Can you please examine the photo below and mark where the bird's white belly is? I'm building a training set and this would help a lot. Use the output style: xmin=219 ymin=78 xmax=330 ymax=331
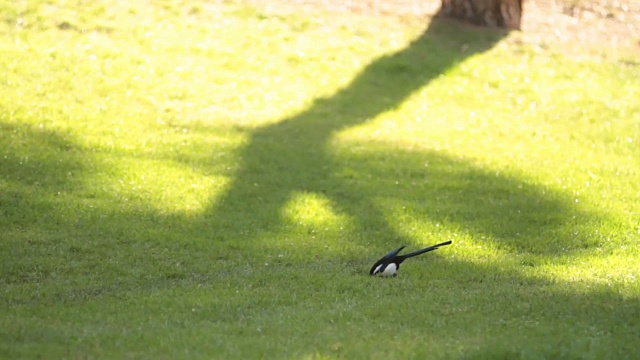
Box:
xmin=378 ymin=263 xmax=397 ymax=277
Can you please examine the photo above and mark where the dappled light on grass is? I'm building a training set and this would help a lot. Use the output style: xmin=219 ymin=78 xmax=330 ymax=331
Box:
xmin=104 ymin=157 xmax=229 ymax=215
xmin=536 ymin=250 xmax=640 ymax=297
xmin=326 ymin=140 xmax=609 ymax=257
xmin=281 ymin=191 xmax=348 ymax=234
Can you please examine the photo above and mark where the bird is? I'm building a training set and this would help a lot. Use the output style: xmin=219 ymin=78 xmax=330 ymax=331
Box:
xmin=370 ymin=240 xmax=452 ymax=276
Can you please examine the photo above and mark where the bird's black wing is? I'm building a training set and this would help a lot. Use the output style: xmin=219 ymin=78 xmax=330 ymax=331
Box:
xmin=370 ymin=246 xmax=405 ymax=275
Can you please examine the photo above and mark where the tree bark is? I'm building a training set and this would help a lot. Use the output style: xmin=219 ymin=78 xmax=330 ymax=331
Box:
xmin=440 ymin=0 xmax=523 ymax=30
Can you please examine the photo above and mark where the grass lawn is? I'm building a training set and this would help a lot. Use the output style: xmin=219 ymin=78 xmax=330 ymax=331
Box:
xmin=1 ymin=0 xmax=639 ymax=358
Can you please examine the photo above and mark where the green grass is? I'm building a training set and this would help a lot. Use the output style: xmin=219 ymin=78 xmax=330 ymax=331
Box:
xmin=1 ymin=0 xmax=639 ymax=358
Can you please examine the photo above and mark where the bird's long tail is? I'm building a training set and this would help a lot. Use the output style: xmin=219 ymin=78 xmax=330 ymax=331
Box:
xmin=399 ymin=240 xmax=452 ymax=259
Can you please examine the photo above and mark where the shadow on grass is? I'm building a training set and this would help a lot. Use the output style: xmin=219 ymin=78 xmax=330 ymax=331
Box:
xmin=1 ymin=14 xmax=636 ymax=358
xmin=0 ymin=18 xmax=600 ymax=284
xmin=0 ymin=122 xmax=86 ymax=229
xmin=199 ymin=17 xmax=593 ymax=255
xmin=201 ymin=18 xmax=504 ymax=242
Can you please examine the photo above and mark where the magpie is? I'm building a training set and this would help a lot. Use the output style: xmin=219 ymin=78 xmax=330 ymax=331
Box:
xmin=370 ymin=240 xmax=452 ymax=277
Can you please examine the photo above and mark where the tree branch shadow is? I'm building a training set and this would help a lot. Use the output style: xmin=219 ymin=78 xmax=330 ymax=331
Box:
xmin=201 ymin=18 xmax=512 ymax=248
xmin=200 ymin=17 xmax=599 ymax=257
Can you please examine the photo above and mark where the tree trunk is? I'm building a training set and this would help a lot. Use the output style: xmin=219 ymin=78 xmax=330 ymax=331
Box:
xmin=440 ymin=0 xmax=523 ymax=30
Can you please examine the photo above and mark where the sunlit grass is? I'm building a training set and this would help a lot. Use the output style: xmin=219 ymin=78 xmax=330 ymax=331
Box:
xmin=1 ymin=0 xmax=639 ymax=358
